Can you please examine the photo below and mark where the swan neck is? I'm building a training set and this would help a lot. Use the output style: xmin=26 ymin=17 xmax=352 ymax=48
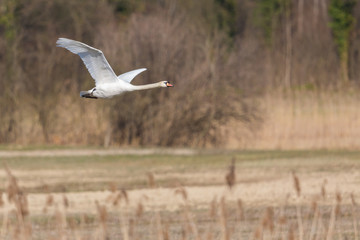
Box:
xmin=131 ymin=82 xmax=162 ymax=91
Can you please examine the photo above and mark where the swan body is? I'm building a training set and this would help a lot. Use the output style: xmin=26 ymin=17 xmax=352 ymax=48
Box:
xmin=56 ymin=38 xmax=173 ymax=99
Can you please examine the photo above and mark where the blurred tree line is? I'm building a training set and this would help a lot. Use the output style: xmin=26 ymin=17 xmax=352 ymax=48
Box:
xmin=0 ymin=0 xmax=359 ymax=147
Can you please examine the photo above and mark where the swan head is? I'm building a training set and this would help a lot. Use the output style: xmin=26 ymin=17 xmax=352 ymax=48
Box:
xmin=161 ymin=81 xmax=173 ymax=88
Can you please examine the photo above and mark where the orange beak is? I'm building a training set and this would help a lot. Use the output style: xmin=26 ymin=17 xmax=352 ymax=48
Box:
xmin=166 ymin=82 xmax=174 ymax=87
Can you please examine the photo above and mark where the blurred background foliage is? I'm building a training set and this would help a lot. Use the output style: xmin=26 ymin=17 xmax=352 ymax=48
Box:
xmin=0 ymin=0 xmax=359 ymax=148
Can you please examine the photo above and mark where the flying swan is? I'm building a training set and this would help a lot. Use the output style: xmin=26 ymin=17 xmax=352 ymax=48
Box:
xmin=56 ymin=38 xmax=173 ymax=99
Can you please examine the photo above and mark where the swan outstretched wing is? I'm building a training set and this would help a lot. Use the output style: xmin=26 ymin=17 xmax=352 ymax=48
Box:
xmin=56 ymin=38 xmax=118 ymax=85
xmin=117 ymin=68 xmax=147 ymax=83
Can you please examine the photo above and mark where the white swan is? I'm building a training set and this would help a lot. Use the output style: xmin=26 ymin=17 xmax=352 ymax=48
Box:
xmin=56 ymin=38 xmax=173 ymax=99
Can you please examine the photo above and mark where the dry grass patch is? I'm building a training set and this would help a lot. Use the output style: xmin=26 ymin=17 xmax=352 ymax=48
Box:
xmin=0 ymin=152 xmax=359 ymax=239
xmin=250 ymin=92 xmax=360 ymax=150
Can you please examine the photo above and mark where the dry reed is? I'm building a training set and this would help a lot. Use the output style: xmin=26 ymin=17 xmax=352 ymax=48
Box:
xmin=219 ymin=197 xmax=230 ymax=240
xmin=0 ymin=163 xmax=358 ymax=239
xmin=292 ymin=171 xmax=303 ymax=240
xmin=225 ymin=158 xmax=236 ymax=190
xmin=351 ymin=193 xmax=359 ymax=240
xmin=250 ymin=92 xmax=360 ymax=150
xmin=147 ymin=172 xmax=156 ymax=188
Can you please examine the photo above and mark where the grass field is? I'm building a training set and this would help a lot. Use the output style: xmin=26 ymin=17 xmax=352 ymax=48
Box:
xmin=0 ymin=149 xmax=360 ymax=239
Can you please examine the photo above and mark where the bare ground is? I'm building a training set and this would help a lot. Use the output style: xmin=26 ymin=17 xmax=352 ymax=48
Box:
xmin=0 ymin=148 xmax=196 ymax=158
xmin=0 ymin=149 xmax=360 ymax=239
xmin=0 ymin=149 xmax=359 ymax=215
xmin=5 ymin=170 xmax=358 ymax=215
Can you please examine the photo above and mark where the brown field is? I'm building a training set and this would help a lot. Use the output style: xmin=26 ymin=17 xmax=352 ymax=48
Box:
xmin=0 ymin=149 xmax=360 ymax=239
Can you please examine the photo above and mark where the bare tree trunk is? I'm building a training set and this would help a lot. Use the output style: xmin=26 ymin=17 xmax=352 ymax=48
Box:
xmin=314 ymin=0 xmax=319 ymax=25
xmin=320 ymin=0 xmax=328 ymax=21
xmin=285 ymin=3 xmax=292 ymax=90
xmin=39 ymin=109 xmax=50 ymax=143
xmin=298 ymin=0 xmax=304 ymax=35
xmin=341 ymin=50 xmax=350 ymax=83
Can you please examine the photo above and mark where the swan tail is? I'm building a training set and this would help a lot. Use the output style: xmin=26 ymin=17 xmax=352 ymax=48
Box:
xmin=80 ymin=90 xmax=97 ymax=99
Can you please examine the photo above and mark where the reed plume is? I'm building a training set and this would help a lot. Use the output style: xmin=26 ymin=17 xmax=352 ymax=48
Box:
xmin=147 ymin=172 xmax=156 ymax=188
xmin=291 ymin=171 xmax=301 ymax=197
xmin=225 ymin=158 xmax=236 ymax=189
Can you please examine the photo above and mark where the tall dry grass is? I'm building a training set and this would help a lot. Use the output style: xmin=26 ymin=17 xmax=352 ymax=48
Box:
xmin=226 ymin=90 xmax=360 ymax=149
xmin=6 ymin=88 xmax=360 ymax=150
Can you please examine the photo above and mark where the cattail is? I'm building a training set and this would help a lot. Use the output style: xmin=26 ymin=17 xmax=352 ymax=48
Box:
xmin=129 ymin=218 xmax=134 ymax=238
xmin=219 ymin=197 xmax=230 ymax=240
xmin=321 ymin=179 xmax=327 ymax=199
xmin=350 ymin=192 xmax=359 ymax=240
xmin=175 ymin=187 xmax=188 ymax=201
xmin=156 ymin=212 xmax=163 ymax=240
xmin=0 ymin=191 xmax=4 ymax=207
xmin=19 ymin=193 xmax=29 ymax=218
xmin=63 ymin=194 xmax=69 ymax=208
xmin=206 ymin=231 xmax=214 ymax=240
xmin=335 ymin=191 xmax=342 ymax=217
xmin=278 ymin=215 xmax=287 ymax=225
xmin=288 ymin=224 xmax=295 ymax=240
xmin=112 ymin=192 xmax=122 ymax=206
xmin=121 ymin=189 xmax=129 ymax=204
xmin=136 ymin=202 xmax=144 ymax=218
xmin=141 ymin=194 xmax=149 ymax=201
xmin=237 ymin=199 xmax=244 ymax=221
xmin=181 ymin=227 xmax=186 ymax=240
xmin=46 ymin=194 xmax=54 ymax=207
xmin=68 ymin=218 xmax=78 ymax=231
xmin=96 ymin=200 xmax=108 ymax=240
xmin=351 ymin=193 xmax=357 ymax=206
xmin=225 ymin=158 xmax=236 ymax=189
xmin=336 ymin=191 xmax=342 ymax=203
xmin=291 ymin=171 xmax=301 ymax=197
xmin=262 ymin=207 xmax=274 ymax=233
xmin=43 ymin=194 xmax=53 ymax=214
xmin=163 ymin=223 xmax=170 ymax=240
xmin=147 ymin=172 xmax=156 ymax=188
xmin=41 ymin=183 xmax=49 ymax=193
xmin=253 ymin=226 xmax=262 ymax=240
xmin=220 ymin=197 xmax=228 ymax=220
xmin=5 ymin=165 xmax=20 ymax=203
xmin=23 ymin=222 xmax=32 ymax=238
xmin=3 ymin=164 xmax=30 ymax=239
xmin=95 ymin=200 xmax=108 ymax=223
xmin=311 ymin=198 xmax=318 ymax=213
xmin=209 ymin=197 xmax=217 ymax=218
xmin=109 ymin=182 xmax=117 ymax=193
xmin=82 ymin=213 xmax=93 ymax=224
xmin=55 ymin=207 xmax=66 ymax=230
